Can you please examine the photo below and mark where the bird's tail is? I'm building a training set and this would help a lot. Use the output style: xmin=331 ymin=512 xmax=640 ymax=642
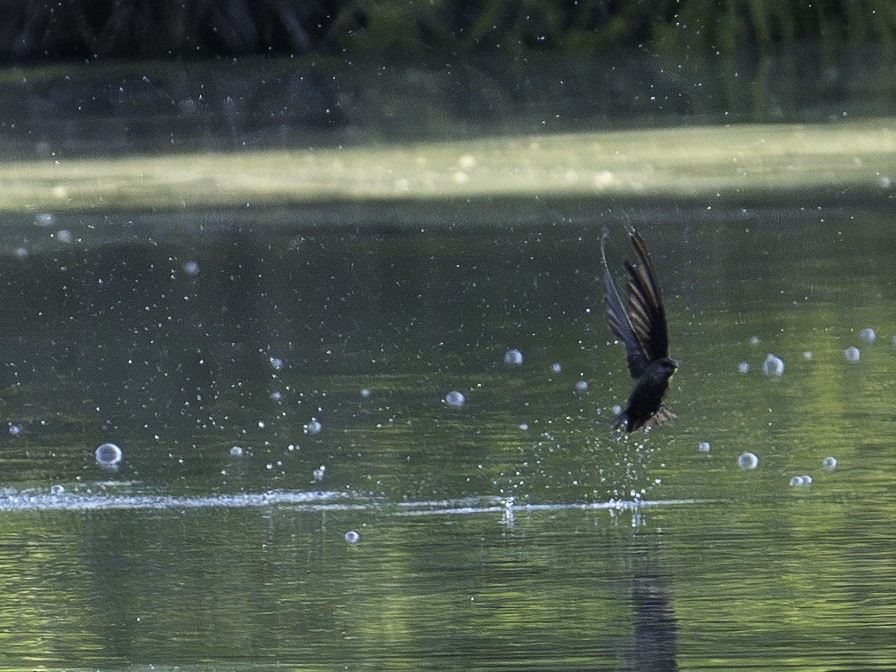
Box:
xmin=611 ymin=406 xmax=676 ymax=433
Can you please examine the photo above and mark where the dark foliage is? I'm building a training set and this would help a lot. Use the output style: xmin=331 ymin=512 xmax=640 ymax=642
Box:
xmin=2 ymin=1 xmax=896 ymax=63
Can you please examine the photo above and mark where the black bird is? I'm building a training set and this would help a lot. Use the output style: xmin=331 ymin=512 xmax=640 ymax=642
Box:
xmin=600 ymin=227 xmax=678 ymax=432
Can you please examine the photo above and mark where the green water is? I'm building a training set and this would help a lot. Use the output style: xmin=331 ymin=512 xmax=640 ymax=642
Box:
xmin=0 ymin=201 xmax=894 ymax=670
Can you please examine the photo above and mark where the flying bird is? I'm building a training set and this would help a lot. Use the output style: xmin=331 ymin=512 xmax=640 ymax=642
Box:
xmin=600 ymin=227 xmax=678 ymax=432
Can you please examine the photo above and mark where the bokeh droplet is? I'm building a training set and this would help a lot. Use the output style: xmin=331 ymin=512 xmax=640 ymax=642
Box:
xmin=738 ymin=452 xmax=759 ymax=469
xmin=762 ymin=354 xmax=784 ymax=377
xmin=444 ymin=390 xmax=466 ymax=407
xmin=95 ymin=442 xmax=123 ymax=468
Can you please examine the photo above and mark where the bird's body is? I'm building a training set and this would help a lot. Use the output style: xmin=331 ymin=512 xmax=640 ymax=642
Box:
xmin=600 ymin=227 xmax=678 ymax=432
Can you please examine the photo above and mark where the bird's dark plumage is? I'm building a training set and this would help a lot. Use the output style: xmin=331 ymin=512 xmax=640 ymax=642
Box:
xmin=600 ymin=227 xmax=678 ymax=432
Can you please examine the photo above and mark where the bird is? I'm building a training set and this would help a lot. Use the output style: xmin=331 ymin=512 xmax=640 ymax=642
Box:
xmin=600 ymin=226 xmax=678 ymax=432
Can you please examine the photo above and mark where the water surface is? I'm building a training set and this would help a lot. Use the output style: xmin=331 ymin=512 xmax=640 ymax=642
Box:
xmin=0 ymin=201 xmax=894 ymax=670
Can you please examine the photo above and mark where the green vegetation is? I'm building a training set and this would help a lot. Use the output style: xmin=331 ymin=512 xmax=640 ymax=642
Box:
xmin=4 ymin=1 xmax=896 ymax=62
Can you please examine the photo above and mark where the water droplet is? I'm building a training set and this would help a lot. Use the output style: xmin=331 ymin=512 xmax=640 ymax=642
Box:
xmin=56 ymin=229 xmax=73 ymax=244
xmin=698 ymin=441 xmax=711 ymax=452
xmin=34 ymin=212 xmax=56 ymax=227
xmin=182 ymin=260 xmax=200 ymax=276
xmin=738 ymin=361 xmax=750 ymax=374
xmin=269 ymin=357 xmax=284 ymax=371
xmin=551 ymin=362 xmax=562 ymax=373
xmin=575 ymin=380 xmax=589 ymax=391
xmin=822 ymin=456 xmax=837 ymax=470
xmin=95 ymin=442 xmax=123 ymax=468
xmin=305 ymin=418 xmax=322 ymax=434
xmin=230 ymin=446 xmax=244 ymax=457
xmin=503 ymin=348 xmax=523 ymax=366
xmin=844 ymin=346 xmax=860 ymax=362
xmin=762 ymin=354 xmax=784 ymax=377
xmin=345 ymin=530 xmax=361 ymax=545
xmin=360 ymin=388 xmax=371 ymax=398
xmin=803 ymin=351 xmax=813 ymax=360
xmin=738 ymin=452 xmax=759 ymax=469
xmin=789 ymin=474 xmax=812 ymax=487
xmin=313 ymin=465 xmax=326 ymax=481
xmin=8 ymin=423 xmax=22 ymax=436
xmin=750 ymin=336 xmax=760 ymax=345
xmin=444 ymin=390 xmax=465 ymax=407
xmin=859 ymin=328 xmax=876 ymax=343
xmin=50 ymin=484 xmax=65 ymax=495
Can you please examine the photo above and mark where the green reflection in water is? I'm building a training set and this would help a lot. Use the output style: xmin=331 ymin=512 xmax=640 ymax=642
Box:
xmin=0 ymin=201 xmax=895 ymax=670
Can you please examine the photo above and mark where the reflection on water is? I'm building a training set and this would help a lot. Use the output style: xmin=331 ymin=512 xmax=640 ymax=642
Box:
xmin=0 ymin=202 xmax=895 ymax=669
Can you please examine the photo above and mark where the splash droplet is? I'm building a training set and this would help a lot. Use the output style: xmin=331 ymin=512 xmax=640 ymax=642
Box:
xmin=95 ymin=442 xmax=123 ymax=469
xmin=762 ymin=354 xmax=784 ymax=377
xmin=738 ymin=452 xmax=759 ymax=469
xmin=444 ymin=390 xmax=466 ymax=407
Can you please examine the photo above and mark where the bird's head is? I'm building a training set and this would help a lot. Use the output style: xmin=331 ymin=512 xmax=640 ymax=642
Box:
xmin=659 ymin=356 xmax=679 ymax=376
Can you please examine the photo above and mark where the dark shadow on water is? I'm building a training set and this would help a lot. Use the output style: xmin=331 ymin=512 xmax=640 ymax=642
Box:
xmin=617 ymin=535 xmax=678 ymax=672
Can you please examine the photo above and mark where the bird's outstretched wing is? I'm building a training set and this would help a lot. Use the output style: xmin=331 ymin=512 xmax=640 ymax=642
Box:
xmin=624 ymin=227 xmax=670 ymax=363
xmin=600 ymin=227 xmax=650 ymax=378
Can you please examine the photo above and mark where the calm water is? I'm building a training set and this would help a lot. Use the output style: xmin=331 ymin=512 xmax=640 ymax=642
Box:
xmin=0 ymin=200 xmax=895 ymax=670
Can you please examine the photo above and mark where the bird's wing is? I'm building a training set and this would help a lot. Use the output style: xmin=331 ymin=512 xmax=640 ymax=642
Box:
xmin=624 ymin=228 xmax=670 ymax=362
xmin=601 ymin=228 xmax=650 ymax=378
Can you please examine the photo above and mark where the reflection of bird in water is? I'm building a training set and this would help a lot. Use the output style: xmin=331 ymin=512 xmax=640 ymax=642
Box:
xmin=600 ymin=227 xmax=678 ymax=432
xmin=618 ymin=539 xmax=679 ymax=672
